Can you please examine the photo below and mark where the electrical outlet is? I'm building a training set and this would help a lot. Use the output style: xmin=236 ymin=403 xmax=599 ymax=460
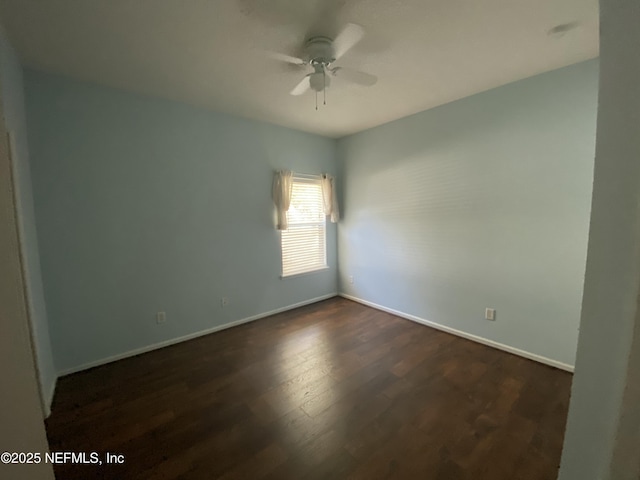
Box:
xmin=485 ymin=308 xmax=496 ymax=321
xmin=156 ymin=311 xmax=166 ymax=324
xmin=349 ymin=275 xmax=354 ymax=284
xmin=221 ymin=297 xmax=229 ymax=307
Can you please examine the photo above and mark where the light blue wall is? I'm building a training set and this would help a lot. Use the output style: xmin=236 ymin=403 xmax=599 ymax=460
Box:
xmin=25 ymin=70 xmax=338 ymax=373
xmin=0 ymin=33 xmax=56 ymax=406
xmin=337 ymin=60 xmax=598 ymax=367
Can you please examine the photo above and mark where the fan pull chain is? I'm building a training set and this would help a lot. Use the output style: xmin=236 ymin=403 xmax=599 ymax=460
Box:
xmin=315 ymin=91 xmax=318 ymax=110
xmin=323 ymin=69 xmax=327 ymax=105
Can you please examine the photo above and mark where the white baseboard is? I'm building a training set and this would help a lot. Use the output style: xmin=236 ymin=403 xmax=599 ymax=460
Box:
xmin=44 ymin=376 xmax=57 ymax=418
xmin=59 ymin=293 xmax=338 ymax=377
xmin=339 ymin=293 xmax=574 ymax=373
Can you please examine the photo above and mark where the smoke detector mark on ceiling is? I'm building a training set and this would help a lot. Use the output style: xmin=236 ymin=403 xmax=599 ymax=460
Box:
xmin=548 ymin=22 xmax=580 ymax=38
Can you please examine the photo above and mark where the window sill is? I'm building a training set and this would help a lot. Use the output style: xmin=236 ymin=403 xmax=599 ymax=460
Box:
xmin=281 ymin=265 xmax=330 ymax=279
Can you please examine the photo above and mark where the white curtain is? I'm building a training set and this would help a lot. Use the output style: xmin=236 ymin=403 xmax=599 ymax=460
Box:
xmin=272 ymin=170 xmax=294 ymax=230
xmin=321 ymin=174 xmax=340 ymax=223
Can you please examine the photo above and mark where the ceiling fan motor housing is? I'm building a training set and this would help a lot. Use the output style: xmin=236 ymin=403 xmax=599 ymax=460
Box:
xmin=305 ymin=36 xmax=335 ymax=66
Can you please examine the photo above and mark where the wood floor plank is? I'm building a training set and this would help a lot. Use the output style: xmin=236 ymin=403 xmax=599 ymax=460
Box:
xmin=46 ymin=297 xmax=572 ymax=479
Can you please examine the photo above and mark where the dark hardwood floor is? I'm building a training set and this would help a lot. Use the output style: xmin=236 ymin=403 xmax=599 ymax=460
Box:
xmin=46 ymin=297 xmax=572 ymax=479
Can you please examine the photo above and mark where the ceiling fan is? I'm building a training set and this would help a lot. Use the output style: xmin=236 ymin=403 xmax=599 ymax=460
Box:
xmin=271 ymin=23 xmax=377 ymax=107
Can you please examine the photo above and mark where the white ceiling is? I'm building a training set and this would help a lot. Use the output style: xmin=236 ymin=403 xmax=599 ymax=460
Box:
xmin=0 ymin=0 xmax=598 ymax=138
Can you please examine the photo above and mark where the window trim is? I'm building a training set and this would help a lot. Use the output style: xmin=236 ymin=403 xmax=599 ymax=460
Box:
xmin=279 ymin=265 xmax=330 ymax=280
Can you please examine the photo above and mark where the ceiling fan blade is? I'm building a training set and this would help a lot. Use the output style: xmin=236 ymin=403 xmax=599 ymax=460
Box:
xmin=269 ymin=51 xmax=306 ymax=66
xmin=331 ymin=67 xmax=377 ymax=86
xmin=333 ymin=23 xmax=364 ymax=60
xmin=290 ymin=76 xmax=311 ymax=95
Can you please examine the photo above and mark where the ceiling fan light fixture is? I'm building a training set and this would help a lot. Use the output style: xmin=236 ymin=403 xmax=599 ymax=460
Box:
xmin=309 ymin=71 xmax=330 ymax=92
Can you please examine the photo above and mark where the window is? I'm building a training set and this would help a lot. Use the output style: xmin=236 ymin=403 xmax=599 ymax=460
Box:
xmin=281 ymin=176 xmax=327 ymax=277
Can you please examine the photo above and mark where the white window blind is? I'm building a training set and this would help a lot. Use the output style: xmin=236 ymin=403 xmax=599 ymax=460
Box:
xmin=281 ymin=176 xmax=327 ymax=277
